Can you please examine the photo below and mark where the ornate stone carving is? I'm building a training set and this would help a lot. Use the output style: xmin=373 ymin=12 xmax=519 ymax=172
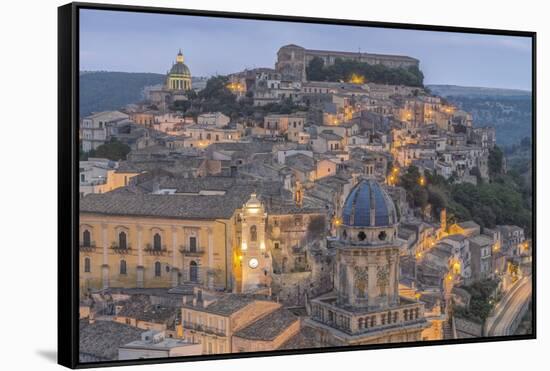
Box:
xmin=377 ymin=266 xmax=389 ymax=297
xmin=354 ymin=266 xmax=368 ymax=298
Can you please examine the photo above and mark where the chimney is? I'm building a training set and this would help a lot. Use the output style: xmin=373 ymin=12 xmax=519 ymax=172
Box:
xmin=152 ymin=180 xmax=160 ymax=193
xmin=294 ymin=180 xmax=303 ymax=207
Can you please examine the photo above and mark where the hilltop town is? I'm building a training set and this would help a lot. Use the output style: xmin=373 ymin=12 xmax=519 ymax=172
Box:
xmin=78 ymin=45 xmax=532 ymax=361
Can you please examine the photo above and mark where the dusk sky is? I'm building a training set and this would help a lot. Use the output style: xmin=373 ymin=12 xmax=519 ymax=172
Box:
xmin=80 ymin=9 xmax=532 ymax=90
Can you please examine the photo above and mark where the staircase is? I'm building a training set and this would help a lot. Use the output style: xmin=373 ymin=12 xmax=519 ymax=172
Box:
xmin=443 ymin=319 xmax=454 ymax=339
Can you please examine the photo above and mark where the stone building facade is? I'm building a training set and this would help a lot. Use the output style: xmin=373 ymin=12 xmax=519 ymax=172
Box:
xmin=79 ymin=178 xmax=331 ymax=298
xmin=276 ymin=44 xmax=420 ymax=82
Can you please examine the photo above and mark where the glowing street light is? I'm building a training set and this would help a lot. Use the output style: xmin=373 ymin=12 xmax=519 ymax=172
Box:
xmin=348 ymin=73 xmax=365 ymax=84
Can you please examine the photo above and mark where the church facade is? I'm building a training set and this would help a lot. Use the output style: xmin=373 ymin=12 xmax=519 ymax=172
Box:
xmin=148 ymin=50 xmax=192 ymax=110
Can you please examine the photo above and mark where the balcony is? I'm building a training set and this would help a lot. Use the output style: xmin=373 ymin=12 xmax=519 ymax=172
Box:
xmin=110 ymin=244 xmax=132 ymax=255
xmin=144 ymin=244 xmax=168 ymax=256
xmin=179 ymin=245 xmax=205 ymax=256
xmin=182 ymin=321 xmax=226 ymax=337
xmin=79 ymin=242 xmax=97 ymax=252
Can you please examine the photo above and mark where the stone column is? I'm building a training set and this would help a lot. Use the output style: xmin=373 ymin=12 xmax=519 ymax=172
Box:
xmin=335 ymin=262 xmax=342 ymax=305
xmin=367 ymin=258 xmax=378 ymax=309
xmin=347 ymin=260 xmax=355 ymax=306
xmin=207 ymin=227 xmax=214 ymax=290
xmin=393 ymin=253 xmax=400 ymax=305
xmin=136 ymin=225 xmax=144 ymax=288
xmin=101 ymin=223 xmax=108 ymax=265
xmin=171 ymin=226 xmax=179 ymax=287
xmin=101 ymin=223 xmax=109 ymax=289
xmin=387 ymin=255 xmax=395 ymax=305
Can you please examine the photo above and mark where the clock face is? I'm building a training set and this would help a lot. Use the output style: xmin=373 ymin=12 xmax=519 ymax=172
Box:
xmin=248 ymin=258 xmax=259 ymax=269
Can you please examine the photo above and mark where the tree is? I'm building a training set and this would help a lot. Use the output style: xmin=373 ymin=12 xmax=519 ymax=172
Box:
xmin=93 ymin=139 xmax=131 ymax=161
xmin=306 ymin=57 xmax=325 ymax=81
xmin=488 ymin=146 xmax=504 ymax=177
xmin=305 ymin=58 xmax=424 ymax=87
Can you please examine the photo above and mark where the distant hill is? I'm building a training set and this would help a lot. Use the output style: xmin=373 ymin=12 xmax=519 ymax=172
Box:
xmin=79 ymin=71 xmax=165 ymax=117
xmin=427 ymin=84 xmax=531 ymax=98
xmin=427 ymin=85 xmax=532 ymax=146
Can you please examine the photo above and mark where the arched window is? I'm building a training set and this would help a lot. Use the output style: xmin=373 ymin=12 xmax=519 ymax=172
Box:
xmin=154 ymin=261 xmax=161 ymax=277
xmin=83 ymin=230 xmax=91 ymax=247
xmin=250 ymin=225 xmax=257 ymax=242
xmin=378 ymin=231 xmax=387 ymax=241
xmin=120 ymin=260 xmax=127 ymax=275
xmin=153 ymin=233 xmax=162 ymax=250
xmin=189 ymin=261 xmax=198 ymax=282
xmin=357 ymin=231 xmax=367 ymax=241
xmin=119 ymin=231 xmax=127 ymax=249
xmin=84 ymin=257 xmax=91 ymax=273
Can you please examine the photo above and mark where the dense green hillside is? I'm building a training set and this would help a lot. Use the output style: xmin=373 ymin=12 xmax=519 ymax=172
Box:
xmin=79 ymin=71 xmax=164 ymax=117
xmin=427 ymin=85 xmax=532 ymax=146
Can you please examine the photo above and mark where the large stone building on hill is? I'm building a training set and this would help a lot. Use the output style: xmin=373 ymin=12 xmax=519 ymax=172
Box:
xmin=275 ymin=44 xmax=420 ymax=81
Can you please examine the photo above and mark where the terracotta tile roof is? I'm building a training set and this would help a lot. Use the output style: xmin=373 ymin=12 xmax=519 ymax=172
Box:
xmin=234 ymin=308 xmax=298 ymax=341
xmin=79 ymin=320 xmax=142 ymax=361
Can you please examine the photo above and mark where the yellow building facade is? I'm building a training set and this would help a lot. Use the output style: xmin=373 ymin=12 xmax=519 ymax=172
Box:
xmin=79 ymin=213 xmax=237 ymax=296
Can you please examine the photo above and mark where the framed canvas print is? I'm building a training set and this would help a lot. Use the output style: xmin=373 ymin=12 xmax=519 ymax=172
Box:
xmin=58 ymin=2 xmax=536 ymax=368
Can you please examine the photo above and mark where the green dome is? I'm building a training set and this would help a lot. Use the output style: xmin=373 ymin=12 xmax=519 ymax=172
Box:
xmin=169 ymin=62 xmax=191 ymax=76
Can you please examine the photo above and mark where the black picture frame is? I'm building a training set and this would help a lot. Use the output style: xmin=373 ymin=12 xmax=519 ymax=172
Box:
xmin=58 ymin=2 xmax=537 ymax=368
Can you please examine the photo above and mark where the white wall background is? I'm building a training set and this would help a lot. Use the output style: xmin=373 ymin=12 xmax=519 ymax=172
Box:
xmin=0 ymin=0 xmax=546 ymax=369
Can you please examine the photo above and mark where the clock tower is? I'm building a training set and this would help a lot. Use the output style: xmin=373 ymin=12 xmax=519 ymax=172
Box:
xmin=238 ymin=194 xmax=272 ymax=293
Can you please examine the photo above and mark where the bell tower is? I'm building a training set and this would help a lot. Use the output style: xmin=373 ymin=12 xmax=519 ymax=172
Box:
xmin=238 ymin=194 xmax=271 ymax=293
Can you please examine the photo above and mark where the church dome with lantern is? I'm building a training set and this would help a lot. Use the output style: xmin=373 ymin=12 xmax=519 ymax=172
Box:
xmin=339 ymin=179 xmax=399 ymax=244
xmin=166 ymin=49 xmax=192 ymax=91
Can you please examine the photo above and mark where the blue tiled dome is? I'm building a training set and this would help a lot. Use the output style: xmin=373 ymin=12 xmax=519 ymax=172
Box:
xmin=342 ymin=180 xmax=397 ymax=227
